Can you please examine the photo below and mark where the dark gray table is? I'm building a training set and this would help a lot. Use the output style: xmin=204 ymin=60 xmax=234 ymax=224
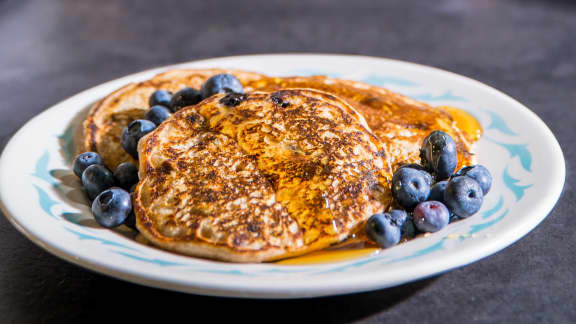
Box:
xmin=1 ymin=0 xmax=574 ymax=322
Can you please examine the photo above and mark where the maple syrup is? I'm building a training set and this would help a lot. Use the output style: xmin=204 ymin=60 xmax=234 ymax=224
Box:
xmin=440 ymin=106 xmax=483 ymax=142
xmin=274 ymin=233 xmax=381 ymax=265
xmin=275 ymin=246 xmax=380 ymax=265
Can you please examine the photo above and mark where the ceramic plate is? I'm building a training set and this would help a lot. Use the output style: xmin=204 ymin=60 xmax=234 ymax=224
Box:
xmin=0 ymin=54 xmax=564 ymax=298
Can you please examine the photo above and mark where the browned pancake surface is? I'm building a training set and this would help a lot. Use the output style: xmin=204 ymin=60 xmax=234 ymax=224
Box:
xmin=246 ymin=76 xmax=476 ymax=171
xmin=134 ymin=89 xmax=390 ymax=262
xmin=81 ymin=69 xmax=266 ymax=170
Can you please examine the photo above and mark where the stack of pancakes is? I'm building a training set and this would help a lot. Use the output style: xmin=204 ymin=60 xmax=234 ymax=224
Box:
xmin=80 ymin=69 xmax=477 ymax=262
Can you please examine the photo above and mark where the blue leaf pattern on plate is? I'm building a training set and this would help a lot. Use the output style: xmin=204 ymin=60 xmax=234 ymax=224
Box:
xmin=32 ymin=151 xmax=57 ymax=185
xmin=362 ymin=75 xmax=419 ymax=87
xmin=33 ymin=184 xmax=60 ymax=219
xmin=409 ymin=91 xmax=467 ymax=102
xmin=469 ymin=209 xmax=509 ymax=234
xmin=490 ymin=141 xmax=532 ymax=172
xmin=63 ymin=227 xmax=139 ymax=251
xmin=481 ymin=195 xmax=504 ymax=219
xmin=486 ymin=111 xmax=517 ymax=136
xmin=114 ymin=251 xmax=188 ymax=267
xmin=503 ymin=167 xmax=533 ymax=201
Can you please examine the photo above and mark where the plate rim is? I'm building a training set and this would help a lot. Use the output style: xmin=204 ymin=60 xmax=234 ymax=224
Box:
xmin=0 ymin=53 xmax=566 ymax=298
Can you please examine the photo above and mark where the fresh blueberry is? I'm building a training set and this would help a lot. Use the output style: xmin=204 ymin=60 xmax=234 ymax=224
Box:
xmin=413 ymin=201 xmax=450 ymax=232
xmin=114 ymin=162 xmax=139 ymax=190
xmin=420 ymin=131 xmax=457 ymax=180
xmin=82 ymin=164 xmax=115 ymax=200
xmin=121 ymin=119 xmax=156 ymax=159
xmin=401 ymin=217 xmax=417 ymax=238
xmin=454 ymin=165 xmax=492 ymax=195
xmin=429 ymin=180 xmax=449 ymax=203
xmin=73 ymin=152 xmax=104 ymax=177
xmin=449 ymin=213 xmax=461 ymax=223
xmin=397 ymin=163 xmax=433 ymax=186
xmin=388 ymin=209 xmax=408 ymax=226
xmin=148 ymin=90 xmax=172 ymax=108
xmin=392 ymin=167 xmax=431 ymax=210
xmin=169 ymin=88 xmax=202 ymax=112
xmin=388 ymin=209 xmax=416 ymax=238
xmin=201 ymin=74 xmax=244 ymax=98
xmin=124 ymin=209 xmax=137 ymax=230
xmin=366 ymin=213 xmax=402 ymax=248
xmin=444 ymin=176 xmax=484 ymax=218
xmin=145 ymin=105 xmax=172 ymax=126
xmin=91 ymin=188 xmax=132 ymax=228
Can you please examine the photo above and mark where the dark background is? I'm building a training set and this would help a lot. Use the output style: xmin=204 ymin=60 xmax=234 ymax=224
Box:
xmin=1 ymin=0 xmax=575 ymax=322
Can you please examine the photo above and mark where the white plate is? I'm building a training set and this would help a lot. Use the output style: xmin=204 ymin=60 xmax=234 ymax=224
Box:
xmin=0 ymin=54 xmax=565 ymax=298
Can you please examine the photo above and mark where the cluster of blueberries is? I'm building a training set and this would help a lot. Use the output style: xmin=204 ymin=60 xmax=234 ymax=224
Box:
xmin=73 ymin=74 xmax=245 ymax=229
xmin=121 ymin=74 xmax=245 ymax=159
xmin=366 ymin=130 xmax=492 ymax=249
xmin=72 ymin=152 xmax=137 ymax=228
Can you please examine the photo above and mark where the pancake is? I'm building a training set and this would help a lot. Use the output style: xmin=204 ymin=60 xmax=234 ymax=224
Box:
xmin=80 ymin=69 xmax=266 ymax=170
xmin=134 ymin=89 xmax=391 ymax=262
xmin=80 ymin=70 xmax=477 ymax=173
xmin=245 ymin=76 xmax=477 ymax=171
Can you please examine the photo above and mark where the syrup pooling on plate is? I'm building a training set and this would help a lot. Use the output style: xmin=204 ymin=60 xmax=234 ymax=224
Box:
xmin=441 ymin=106 xmax=483 ymax=142
xmin=275 ymin=247 xmax=380 ymax=265
xmin=274 ymin=232 xmax=380 ymax=265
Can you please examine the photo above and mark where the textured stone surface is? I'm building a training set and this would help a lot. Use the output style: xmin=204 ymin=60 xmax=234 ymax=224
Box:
xmin=0 ymin=0 xmax=574 ymax=322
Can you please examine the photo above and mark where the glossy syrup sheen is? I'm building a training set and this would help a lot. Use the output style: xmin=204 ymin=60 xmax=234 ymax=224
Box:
xmin=441 ymin=106 xmax=483 ymax=142
xmin=275 ymin=238 xmax=380 ymax=265
xmin=275 ymin=106 xmax=482 ymax=266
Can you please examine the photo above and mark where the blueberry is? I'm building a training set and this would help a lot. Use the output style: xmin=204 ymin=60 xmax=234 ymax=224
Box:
xmin=91 ymin=188 xmax=132 ymax=228
xmin=391 ymin=167 xmax=431 ymax=210
xmin=201 ymin=74 xmax=244 ymax=98
xmin=73 ymin=152 xmax=104 ymax=177
xmin=388 ymin=209 xmax=416 ymax=238
xmin=124 ymin=209 xmax=137 ymax=230
xmin=454 ymin=165 xmax=492 ymax=195
xmin=82 ymin=164 xmax=115 ymax=200
xmin=114 ymin=162 xmax=139 ymax=190
xmin=449 ymin=213 xmax=461 ymax=223
xmin=397 ymin=163 xmax=433 ymax=186
xmin=429 ymin=181 xmax=448 ymax=203
xmin=121 ymin=119 xmax=156 ymax=159
xmin=145 ymin=105 xmax=172 ymax=126
xmin=444 ymin=176 xmax=484 ymax=218
xmin=388 ymin=209 xmax=408 ymax=226
xmin=413 ymin=201 xmax=450 ymax=232
xmin=401 ymin=218 xmax=417 ymax=238
xmin=420 ymin=131 xmax=457 ymax=180
xmin=148 ymin=90 xmax=172 ymax=108
xmin=169 ymin=88 xmax=202 ymax=112
xmin=366 ymin=213 xmax=401 ymax=248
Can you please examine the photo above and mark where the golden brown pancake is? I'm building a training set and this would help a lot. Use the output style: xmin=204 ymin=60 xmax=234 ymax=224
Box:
xmin=80 ymin=69 xmax=266 ymax=170
xmin=80 ymin=70 xmax=477 ymax=173
xmin=245 ymin=76 xmax=476 ymax=171
xmin=134 ymin=89 xmax=390 ymax=262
